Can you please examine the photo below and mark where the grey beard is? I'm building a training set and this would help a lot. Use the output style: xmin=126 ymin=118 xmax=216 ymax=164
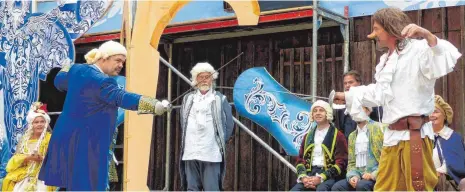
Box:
xmin=198 ymin=84 xmax=211 ymax=92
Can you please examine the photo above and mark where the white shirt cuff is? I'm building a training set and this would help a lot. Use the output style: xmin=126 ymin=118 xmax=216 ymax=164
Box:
xmin=297 ymin=175 xmax=309 ymax=183
xmin=316 ymin=173 xmax=324 ymax=183
xmin=430 ymin=36 xmax=444 ymax=55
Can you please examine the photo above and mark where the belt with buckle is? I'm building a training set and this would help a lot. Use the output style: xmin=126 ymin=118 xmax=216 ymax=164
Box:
xmin=389 ymin=115 xmax=428 ymax=191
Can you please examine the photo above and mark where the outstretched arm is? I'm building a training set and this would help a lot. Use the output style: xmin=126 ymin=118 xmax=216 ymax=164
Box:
xmin=98 ymin=77 xmax=168 ymax=115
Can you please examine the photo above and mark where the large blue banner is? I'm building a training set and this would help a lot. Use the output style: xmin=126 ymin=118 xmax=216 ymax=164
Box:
xmin=233 ymin=67 xmax=314 ymax=156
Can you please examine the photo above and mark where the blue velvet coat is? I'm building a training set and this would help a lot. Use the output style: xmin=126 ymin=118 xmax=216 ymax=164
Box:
xmin=437 ymin=131 xmax=465 ymax=185
xmin=38 ymin=64 xmax=141 ymax=190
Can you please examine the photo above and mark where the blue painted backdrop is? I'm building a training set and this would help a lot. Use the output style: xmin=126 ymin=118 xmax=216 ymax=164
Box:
xmin=36 ymin=0 xmax=465 ymax=36
xmin=0 ymin=0 xmax=113 ymax=185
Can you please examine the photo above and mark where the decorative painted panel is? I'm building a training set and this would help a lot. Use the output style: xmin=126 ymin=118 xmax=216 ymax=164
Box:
xmin=0 ymin=0 xmax=112 ymax=183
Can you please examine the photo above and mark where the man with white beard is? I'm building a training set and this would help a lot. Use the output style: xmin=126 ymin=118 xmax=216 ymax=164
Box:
xmin=178 ymin=62 xmax=234 ymax=191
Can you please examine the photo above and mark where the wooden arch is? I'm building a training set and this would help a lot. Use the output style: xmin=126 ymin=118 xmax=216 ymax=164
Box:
xmin=123 ymin=1 xmax=260 ymax=190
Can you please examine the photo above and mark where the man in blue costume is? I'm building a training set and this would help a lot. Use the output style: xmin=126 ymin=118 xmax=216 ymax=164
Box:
xmin=427 ymin=95 xmax=465 ymax=191
xmin=38 ymin=41 xmax=170 ymax=190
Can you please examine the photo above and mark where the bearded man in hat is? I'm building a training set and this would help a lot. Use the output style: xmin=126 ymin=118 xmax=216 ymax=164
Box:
xmin=427 ymin=95 xmax=465 ymax=191
xmin=333 ymin=7 xmax=462 ymax=191
xmin=38 ymin=40 xmax=170 ymax=190
xmin=179 ymin=62 xmax=234 ymax=191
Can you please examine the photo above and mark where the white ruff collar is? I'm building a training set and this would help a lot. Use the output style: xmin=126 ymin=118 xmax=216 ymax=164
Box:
xmin=192 ymin=89 xmax=215 ymax=128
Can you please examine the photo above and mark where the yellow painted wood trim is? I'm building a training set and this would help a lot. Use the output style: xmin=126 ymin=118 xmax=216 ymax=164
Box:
xmin=149 ymin=0 xmax=260 ymax=49
xmin=123 ymin=1 xmax=261 ymax=190
xmin=125 ymin=1 xmax=159 ymax=190
xmin=122 ymin=0 xmax=131 ymax=190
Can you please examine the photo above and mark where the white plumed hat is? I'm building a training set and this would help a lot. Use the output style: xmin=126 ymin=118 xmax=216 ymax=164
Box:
xmin=309 ymin=100 xmax=333 ymax=122
xmin=190 ymin=62 xmax=217 ymax=86
xmin=84 ymin=40 xmax=127 ymax=64
xmin=26 ymin=102 xmax=51 ymax=124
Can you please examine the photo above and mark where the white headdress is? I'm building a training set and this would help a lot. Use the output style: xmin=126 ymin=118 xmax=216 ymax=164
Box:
xmin=84 ymin=40 xmax=127 ymax=64
xmin=309 ymin=100 xmax=334 ymax=122
xmin=18 ymin=102 xmax=51 ymax=155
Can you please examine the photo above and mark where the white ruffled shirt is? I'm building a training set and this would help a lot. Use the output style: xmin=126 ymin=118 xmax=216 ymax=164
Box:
xmin=182 ymin=90 xmax=222 ymax=162
xmin=345 ymin=37 xmax=461 ymax=146
xmin=312 ymin=126 xmax=330 ymax=167
xmin=355 ymin=125 xmax=369 ymax=168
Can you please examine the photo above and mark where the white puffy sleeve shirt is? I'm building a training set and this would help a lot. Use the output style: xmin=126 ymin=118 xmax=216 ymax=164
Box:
xmin=345 ymin=38 xmax=461 ymax=146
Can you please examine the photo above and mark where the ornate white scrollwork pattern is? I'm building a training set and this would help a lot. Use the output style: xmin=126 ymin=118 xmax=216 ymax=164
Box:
xmin=0 ymin=0 xmax=111 ymax=157
xmin=244 ymin=78 xmax=311 ymax=149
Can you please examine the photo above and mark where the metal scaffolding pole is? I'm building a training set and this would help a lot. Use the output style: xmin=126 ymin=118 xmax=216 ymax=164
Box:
xmin=163 ymin=44 xmax=173 ymax=191
xmin=159 ymin=56 xmax=297 ymax=173
xmin=311 ymin=0 xmax=318 ymax=103
xmin=343 ymin=24 xmax=349 ymax=73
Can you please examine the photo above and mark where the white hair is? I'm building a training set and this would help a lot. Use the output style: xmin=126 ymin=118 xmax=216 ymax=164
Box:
xmin=190 ymin=62 xmax=218 ymax=86
xmin=19 ymin=108 xmax=51 ymax=154
xmin=309 ymin=100 xmax=334 ymax=122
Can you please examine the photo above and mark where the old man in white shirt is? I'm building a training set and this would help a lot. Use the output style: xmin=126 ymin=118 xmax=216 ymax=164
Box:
xmin=179 ymin=62 xmax=234 ymax=191
xmin=333 ymin=7 xmax=462 ymax=191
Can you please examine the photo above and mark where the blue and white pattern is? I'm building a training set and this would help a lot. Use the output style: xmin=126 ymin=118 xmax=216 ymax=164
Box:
xmin=34 ymin=0 xmax=465 ymax=34
xmin=0 ymin=0 xmax=113 ymax=181
xmin=234 ymin=67 xmax=313 ymax=156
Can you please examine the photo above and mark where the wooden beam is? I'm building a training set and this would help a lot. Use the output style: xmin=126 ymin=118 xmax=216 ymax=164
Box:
xmin=173 ymin=21 xmax=338 ymax=44
xmin=74 ymin=21 xmax=338 ymax=45
xmin=441 ymin=7 xmax=448 ymax=98
xmin=290 ymin=49 xmax=295 ymax=92
xmin=283 ymin=56 xmax=343 ymax=66
xmin=125 ymin=1 xmax=161 ymax=190
xmin=331 ymin=44 xmax=336 ymax=90
xmin=248 ymin=41 xmax=256 ymax=191
xmin=267 ymin=37 xmax=273 ymax=191
xmin=299 ymin=48 xmax=305 ymax=94
xmin=234 ymin=40 xmax=241 ymax=191
xmin=164 ymin=9 xmax=313 ymax=34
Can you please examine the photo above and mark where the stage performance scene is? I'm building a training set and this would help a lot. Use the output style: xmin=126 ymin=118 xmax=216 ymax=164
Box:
xmin=0 ymin=0 xmax=464 ymax=191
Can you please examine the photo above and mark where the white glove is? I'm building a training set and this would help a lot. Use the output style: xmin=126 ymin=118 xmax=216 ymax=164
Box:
xmin=161 ymin=100 xmax=172 ymax=111
xmin=154 ymin=101 xmax=165 ymax=115
xmin=153 ymin=99 xmax=171 ymax=115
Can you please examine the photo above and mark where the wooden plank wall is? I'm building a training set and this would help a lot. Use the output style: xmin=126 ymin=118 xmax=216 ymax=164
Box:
xmin=149 ymin=5 xmax=465 ymax=190
xmin=150 ymin=29 xmax=344 ymax=190
xmin=350 ymin=7 xmax=465 ymax=135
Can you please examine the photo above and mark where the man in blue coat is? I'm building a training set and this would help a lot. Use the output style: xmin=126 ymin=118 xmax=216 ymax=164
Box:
xmin=38 ymin=41 xmax=170 ymax=190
